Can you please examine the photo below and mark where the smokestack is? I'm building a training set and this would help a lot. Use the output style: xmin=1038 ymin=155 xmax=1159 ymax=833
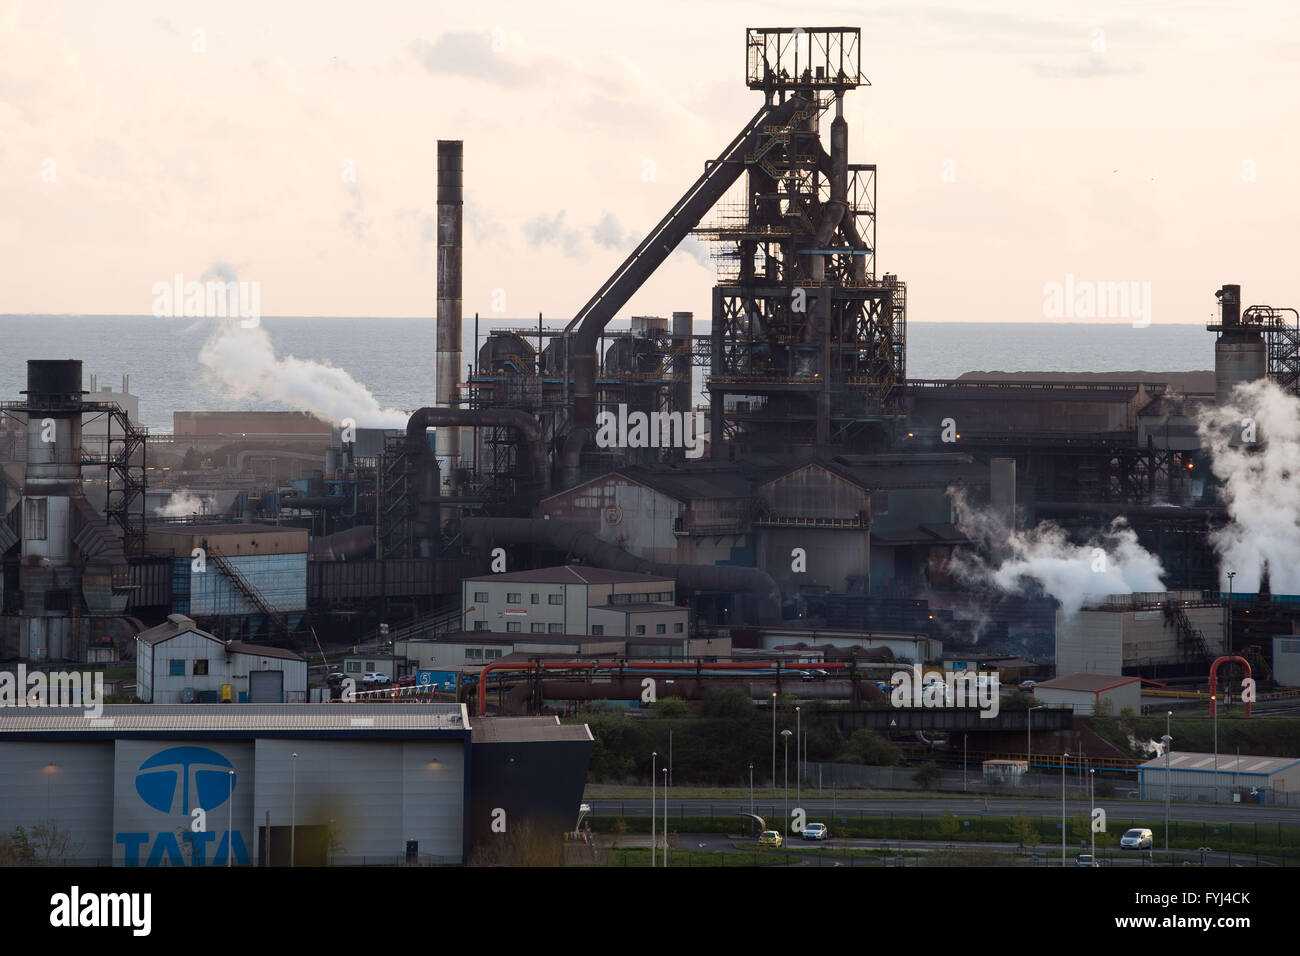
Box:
xmin=436 ymin=140 xmax=463 ymax=475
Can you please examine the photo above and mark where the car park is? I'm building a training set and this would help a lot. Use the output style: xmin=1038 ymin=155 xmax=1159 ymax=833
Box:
xmin=757 ymin=830 xmax=783 ymax=848
xmin=1120 ymin=828 xmax=1153 ymax=850
xmin=802 ymin=823 xmax=828 ymax=841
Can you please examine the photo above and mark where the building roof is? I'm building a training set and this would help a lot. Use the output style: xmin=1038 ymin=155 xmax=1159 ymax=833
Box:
xmin=470 ymin=716 xmax=594 ymax=743
xmin=1137 ymin=751 xmax=1300 ymax=775
xmin=1034 ymin=673 xmax=1141 ymax=693
xmin=594 ymin=603 xmax=684 ymax=615
xmin=871 ymin=523 xmax=969 ymax=546
xmin=464 ymin=565 xmax=673 ymax=585
xmin=134 ymin=616 xmax=303 ymax=662
xmin=409 ymin=631 xmax=674 ymax=646
xmin=0 ymin=703 xmax=467 ymax=735
xmin=225 ymin=642 xmax=305 ymax=662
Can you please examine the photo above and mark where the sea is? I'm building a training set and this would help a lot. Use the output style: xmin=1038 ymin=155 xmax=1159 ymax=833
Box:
xmin=0 ymin=316 xmax=1215 ymax=432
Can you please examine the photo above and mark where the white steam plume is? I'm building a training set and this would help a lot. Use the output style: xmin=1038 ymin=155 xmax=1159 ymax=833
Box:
xmin=198 ymin=318 xmax=408 ymax=428
xmin=949 ymin=489 xmax=1166 ymax=616
xmin=155 ymin=490 xmax=208 ymax=517
xmin=1198 ymin=378 xmax=1300 ymax=594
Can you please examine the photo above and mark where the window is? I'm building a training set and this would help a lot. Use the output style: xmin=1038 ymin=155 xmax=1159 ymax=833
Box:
xmin=548 ymin=623 xmax=563 ymax=634
xmin=506 ymin=592 xmax=522 ymax=604
xmin=473 ymin=591 xmax=489 ymax=602
xmin=169 ymin=659 xmax=185 ymax=676
xmin=473 ymin=620 xmax=488 ymax=630
xmin=507 ymin=622 xmax=521 ymax=633
xmin=631 ymin=592 xmax=648 ymax=603
xmin=44 ymin=590 xmax=71 ymax=612
xmin=531 ymin=623 xmax=546 ymax=633
xmin=485 ymin=649 xmax=502 ymax=660
xmin=635 ymin=625 xmax=646 ymax=635
xmin=193 ymin=660 xmax=209 ymax=675
xmin=591 ymin=625 xmax=604 ymax=636
xmin=610 ymin=593 xmax=630 ymax=605
xmin=674 ymin=623 xmax=684 ymax=633
xmin=346 ymin=661 xmax=361 ymax=672
xmin=23 ymin=498 xmax=47 ymax=541
xmin=465 ymin=648 xmax=483 ymax=661
xmin=365 ymin=661 xmax=375 ymax=671
xmin=656 ymin=624 xmax=666 ymax=634
xmin=548 ymin=594 xmax=563 ymax=605
xmin=530 ymin=593 xmax=540 ymax=605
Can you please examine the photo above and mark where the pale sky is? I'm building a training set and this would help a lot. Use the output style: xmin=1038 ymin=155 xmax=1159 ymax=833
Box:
xmin=2 ymin=0 xmax=1297 ymax=324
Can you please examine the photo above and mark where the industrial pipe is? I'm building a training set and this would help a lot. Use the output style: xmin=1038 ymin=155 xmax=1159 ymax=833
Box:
xmin=459 ymin=516 xmax=782 ymax=625
xmin=309 ymin=525 xmax=376 ymax=561
xmin=1208 ymin=655 xmax=1252 ymax=717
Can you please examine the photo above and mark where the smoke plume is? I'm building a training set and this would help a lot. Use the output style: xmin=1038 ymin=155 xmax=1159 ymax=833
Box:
xmin=155 ymin=490 xmax=208 ymax=517
xmin=949 ymin=489 xmax=1166 ymax=616
xmin=1198 ymin=378 xmax=1300 ymax=593
xmin=198 ymin=318 xmax=408 ymax=428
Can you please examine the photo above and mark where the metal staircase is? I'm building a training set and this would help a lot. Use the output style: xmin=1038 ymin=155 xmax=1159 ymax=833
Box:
xmin=206 ymin=546 xmax=290 ymax=636
xmin=1162 ymin=601 xmax=1211 ymax=662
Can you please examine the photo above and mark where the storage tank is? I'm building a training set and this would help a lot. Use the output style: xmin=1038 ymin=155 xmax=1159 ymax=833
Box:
xmin=1211 ymin=284 xmax=1266 ymax=406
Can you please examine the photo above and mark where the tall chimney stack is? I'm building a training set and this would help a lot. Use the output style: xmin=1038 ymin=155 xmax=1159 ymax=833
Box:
xmin=436 ymin=140 xmax=463 ymax=474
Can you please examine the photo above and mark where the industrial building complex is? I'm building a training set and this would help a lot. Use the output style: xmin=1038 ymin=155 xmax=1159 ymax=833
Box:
xmin=3 ymin=25 xmax=1300 ymax=868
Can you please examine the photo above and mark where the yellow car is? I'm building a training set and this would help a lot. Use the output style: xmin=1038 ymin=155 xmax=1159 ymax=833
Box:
xmin=757 ymin=830 xmax=783 ymax=848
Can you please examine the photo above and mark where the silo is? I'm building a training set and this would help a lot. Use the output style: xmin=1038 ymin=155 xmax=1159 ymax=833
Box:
xmin=1211 ymin=284 xmax=1266 ymax=406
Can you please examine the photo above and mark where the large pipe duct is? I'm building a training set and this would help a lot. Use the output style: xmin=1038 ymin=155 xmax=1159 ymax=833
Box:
xmin=309 ymin=525 xmax=376 ymax=561
xmin=436 ymin=140 xmax=463 ymax=475
xmin=459 ymin=516 xmax=782 ymax=625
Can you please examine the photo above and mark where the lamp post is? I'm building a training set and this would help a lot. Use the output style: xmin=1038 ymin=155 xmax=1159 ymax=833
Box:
xmin=227 ymin=770 xmax=234 ymax=868
xmin=1061 ymin=751 xmax=1070 ymax=865
xmin=1028 ymin=705 xmax=1045 ymax=778
xmin=662 ymin=767 xmax=668 ymax=868
xmin=749 ymin=763 xmax=754 ymax=816
xmin=771 ymin=692 xmax=777 ymax=797
xmin=1161 ymin=734 xmax=1173 ymax=857
xmin=1213 ymin=694 xmax=1219 ymax=802
xmin=795 ymin=706 xmax=801 ymax=805
xmin=781 ymin=729 xmax=792 ymax=837
xmin=651 ymin=751 xmax=657 ymax=868
xmin=963 ymin=734 xmax=968 ymax=792
xmin=290 ymin=752 xmax=297 ymax=868
xmin=1227 ymin=570 xmax=1235 ymax=652
xmin=1089 ymin=768 xmax=1095 ymax=861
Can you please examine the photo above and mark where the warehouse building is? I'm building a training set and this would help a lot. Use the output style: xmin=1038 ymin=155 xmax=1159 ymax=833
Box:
xmin=0 ymin=704 xmax=592 ymax=866
xmin=1055 ymin=592 xmax=1226 ymax=675
xmin=1138 ymin=750 xmax=1300 ymax=804
xmin=462 ymin=566 xmax=686 ymax=637
xmin=135 ymin=614 xmax=307 ymax=703
xmin=1032 ymin=673 xmax=1142 ymax=716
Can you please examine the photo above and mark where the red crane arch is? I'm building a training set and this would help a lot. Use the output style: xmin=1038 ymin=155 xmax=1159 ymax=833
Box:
xmin=1209 ymin=655 xmax=1252 ymax=717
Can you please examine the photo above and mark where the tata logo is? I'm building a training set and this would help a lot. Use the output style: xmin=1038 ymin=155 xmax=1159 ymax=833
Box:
xmin=135 ymin=746 xmax=235 ymax=814
xmin=116 ymin=746 xmax=250 ymax=867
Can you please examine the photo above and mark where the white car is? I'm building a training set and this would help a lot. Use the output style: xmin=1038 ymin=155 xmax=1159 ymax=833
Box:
xmin=802 ymin=823 xmax=828 ymax=841
xmin=1120 ymin=828 xmax=1153 ymax=850
xmin=362 ymin=672 xmax=391 ymax=685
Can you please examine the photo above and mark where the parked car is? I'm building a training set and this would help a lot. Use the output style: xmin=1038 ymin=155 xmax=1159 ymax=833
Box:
xmin=1076 ymin=854 xmax=1097 ymax=867
xmin=1019 ymin=680 xmax=1037 ymax=692
xmin=800 ymin=669 xmax=830 ymax=682
xmin=395 ymin=675 xmax=416 ymax=687
xmin=325 ymin=672 xmax=346 ymax=684
xmin=802 ymin=823 xmax=828 ymax=841
xmin=757 ymin=830 xmax=783 ymax=848
xmin=1120 ymin=828 xmax=1153 ymax=850
xmin=362 ymin=672 xmax=391 ymax=685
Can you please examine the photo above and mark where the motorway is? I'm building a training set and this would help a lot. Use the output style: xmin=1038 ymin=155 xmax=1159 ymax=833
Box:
xmin=590 ymin=797 xmax=1300 ymax=826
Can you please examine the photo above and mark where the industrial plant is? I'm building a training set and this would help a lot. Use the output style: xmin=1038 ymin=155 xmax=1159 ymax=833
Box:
xmin=3 ymin=26 xmax=1300 ymax=867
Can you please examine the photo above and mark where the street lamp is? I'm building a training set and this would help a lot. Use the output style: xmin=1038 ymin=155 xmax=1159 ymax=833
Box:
xmin=662 ymin=767 xmax=669 ymax=868
xmin=781 ymin=729 xmax=792 ymax=837
xmin=795 ymin=705 xmax=801 ymax=805
xmin=771 ymin=692 xmax=777 ymax=797
xmin=290 ymin=752 xmax=298 ymax=868
xmin=651 ymin=751 xmax=657 ymax=868
xmin=1212 ymin=694 xmax=1219 ymax=802
xmin=1061 ymin=751 xmax=1070 ymax=865
xmin=963 ymin=734 xmax=968 ymax=792
xmin=1089 ymin=768 xmax=1095 ymax=861
xmin=749 ymin=763 xmax=754 ymax=816
xmin=227 ymin=770 xmax=234 ymax=868
xmin=1161 ymin=734 xmax=1173 ymax=857
xmin=1028 ymin=705 xmax=1046 ymax=777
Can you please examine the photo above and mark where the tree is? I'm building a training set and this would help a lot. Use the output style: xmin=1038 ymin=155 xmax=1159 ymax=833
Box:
xmin=649 ymin=696 xmax=688 ymax=718
xmin=912 ymin=762 xmax=942 ymax=790
xmin=26 ymin=821 xmax=81 ymax=865
xmin=700 ymin=687 xmax=753 ymax=719
xmin=1011 ymin=813 xmax=1036 ymax=848
xmin=937 ymin=809 xmax=959 ymax=842
xmin=0 ymin=827 xmax=35 ymax=865
xmin=841 ymin=729 xmax=903 ymax=766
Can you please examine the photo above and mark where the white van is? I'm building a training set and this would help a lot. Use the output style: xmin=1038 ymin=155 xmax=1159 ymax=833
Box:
xmin=1120 ymin=827 xmax=1153 ymax=850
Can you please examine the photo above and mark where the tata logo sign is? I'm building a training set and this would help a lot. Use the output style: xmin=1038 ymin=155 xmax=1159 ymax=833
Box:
xmin=116 ymin=746 xmax=250 ymax=866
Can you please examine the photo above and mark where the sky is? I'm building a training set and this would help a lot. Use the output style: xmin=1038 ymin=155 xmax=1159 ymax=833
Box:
xmin=2 ymin=0 xmax=1298 ymax=325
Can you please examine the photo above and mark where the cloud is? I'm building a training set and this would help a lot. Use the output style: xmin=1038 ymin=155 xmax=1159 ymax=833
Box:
xmin=590 ymin=212 xmax=632 ymax=251
xmin=409 ymin=32 xmax=528 ymax=87
xmin=523 ymin=210 xmax=584 ymax=258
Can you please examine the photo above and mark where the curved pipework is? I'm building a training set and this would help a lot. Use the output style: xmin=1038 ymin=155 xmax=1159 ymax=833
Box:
xmin=561 ymin=425 xmax=591 ymax=489
xmin=310 ymin=525 xmax=376 ymax=560
xmin=405 ymin=407 xmax=548 ymax=492
xmin=460 ymin=516 xmax=782 ymax=625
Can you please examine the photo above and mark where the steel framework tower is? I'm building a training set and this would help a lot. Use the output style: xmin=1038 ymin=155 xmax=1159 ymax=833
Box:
xmin=697 ymin=28 xmax=906 ymax=457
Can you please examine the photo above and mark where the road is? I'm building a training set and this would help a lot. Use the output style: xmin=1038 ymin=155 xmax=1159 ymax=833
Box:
xmin=591 ymin=796 xmax=1300 ymax=826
